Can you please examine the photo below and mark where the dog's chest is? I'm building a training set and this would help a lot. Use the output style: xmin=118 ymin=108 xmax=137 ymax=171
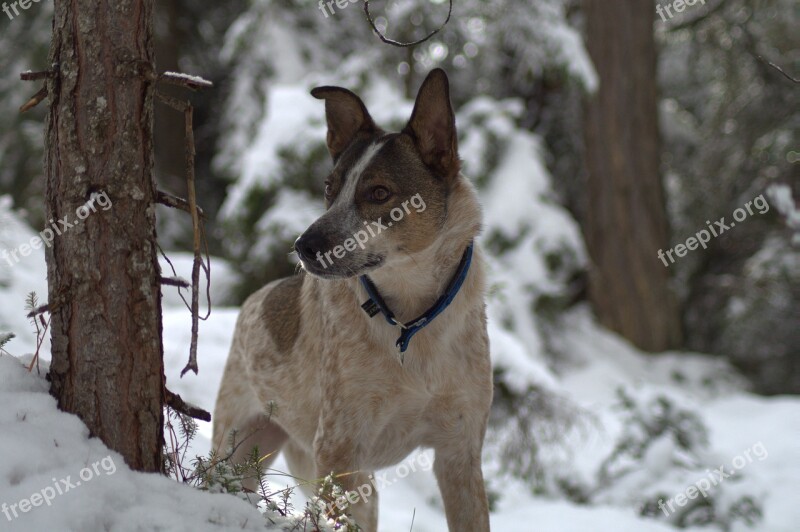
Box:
xmin=351 ymin=348 xmax=481 ymax=467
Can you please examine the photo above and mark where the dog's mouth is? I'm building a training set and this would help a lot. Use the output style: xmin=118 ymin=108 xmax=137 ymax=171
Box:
xmin=298 ymin=254 xmax=385 ymax=279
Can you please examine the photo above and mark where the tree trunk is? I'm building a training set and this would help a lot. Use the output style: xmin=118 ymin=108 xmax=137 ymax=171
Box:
xmin=583 ymin=0 xmax=682 ymax=351
xmin=45 ymin=0 xmax=164 ymax=471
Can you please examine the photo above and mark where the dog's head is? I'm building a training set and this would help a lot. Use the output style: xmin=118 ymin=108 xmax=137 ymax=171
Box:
xmin=295 ymin=69 xmax=460 ymax=279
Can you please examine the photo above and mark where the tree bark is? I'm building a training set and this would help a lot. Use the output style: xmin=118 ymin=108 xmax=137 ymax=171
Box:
xmin=45 ymin=0 xmax=164 ymax=471
xmin=583 ymin=0 xmax=682 ymax=351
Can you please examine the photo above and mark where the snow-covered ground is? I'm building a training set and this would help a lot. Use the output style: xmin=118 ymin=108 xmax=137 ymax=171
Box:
xmin=1 ymin=200 xmax=799 ymax=531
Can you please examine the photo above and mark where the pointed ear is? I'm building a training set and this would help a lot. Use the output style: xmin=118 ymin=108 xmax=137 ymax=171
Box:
xmin=403 ymin=69 xmax=460 ymax=180
xmin=311 ymin=86 xmax=379 ymax=161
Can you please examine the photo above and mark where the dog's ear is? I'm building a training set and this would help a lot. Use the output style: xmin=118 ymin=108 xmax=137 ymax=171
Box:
xmin=311 ymin=86 xmax=378 ymax=161
xmin=403 ymin=69 xmax=460 ymax=180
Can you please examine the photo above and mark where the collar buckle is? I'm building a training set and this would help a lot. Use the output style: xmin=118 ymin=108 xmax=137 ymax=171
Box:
xmin=359 ymin=242 xmax=474 ymax=353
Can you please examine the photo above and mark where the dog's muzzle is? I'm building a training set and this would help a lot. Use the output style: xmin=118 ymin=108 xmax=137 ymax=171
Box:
xmin=294 ymin=233 xmax=327 ymax=263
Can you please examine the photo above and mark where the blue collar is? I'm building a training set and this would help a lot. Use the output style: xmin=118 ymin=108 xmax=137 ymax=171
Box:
xmin=359 ymin=242 xmax=474 ymax=354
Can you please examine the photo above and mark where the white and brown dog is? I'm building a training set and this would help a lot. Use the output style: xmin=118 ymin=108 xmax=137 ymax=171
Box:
xmin=213 ymin=69 xmax=492 ymax=531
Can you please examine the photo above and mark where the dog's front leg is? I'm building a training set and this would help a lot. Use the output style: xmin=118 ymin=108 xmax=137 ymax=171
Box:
xmin=434 ymin=442 xmax=491 ymax=531
xmin=314 ymin=438 xmax=379 ymax=531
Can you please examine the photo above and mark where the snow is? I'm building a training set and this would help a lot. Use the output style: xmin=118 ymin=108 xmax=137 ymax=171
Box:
xmin=1 ymin=72 xmax=798 ymax=531
xmin=2 ymin=0 xmax=796 ymax=528
xmin=0 ymin=356 xmax=269 ymax=532
xmin=0 ymin=195 xmax=49 ymax=356
xmin=767 ymin=183 xmax=800 ymax=244
xmin=219 ymin=85 xmax=327 ymax=223
xmin=1 ymin=235 xmax=798 ymax=530
xmin=162 ymin=71 xmax=214 ymax=88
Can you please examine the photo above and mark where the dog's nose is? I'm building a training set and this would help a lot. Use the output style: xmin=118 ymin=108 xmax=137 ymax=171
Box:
xmin=294 ymin=233 xmax=327 ymax=262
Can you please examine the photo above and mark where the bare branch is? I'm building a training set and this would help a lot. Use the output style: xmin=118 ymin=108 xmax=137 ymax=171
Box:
xmin=26 ymin=304 xmax=50 ymax=319
xmin=155 ymin=72 xmax=213 ymax=378
xmin=181 ymin=102 xmax=203 ymax=377
xmin=19 ymin=86 xmax=48 ymax=113
xmin=158 ymin=72 xmax=213 ymax=91
xmin=157 ymin=190 xmax=206 ymax=219
xmin=20 ymin=69 xmax=56 ymax=81
xmin=756 ymin=55 xmax=800 ymax=84
xmin=165 ymin=388 xmax=211 ymax=422
xmin=363 ymin=0 xmax=453 ymax=48
xmin=160 ymin=276 xmax=191 ymax=288
xmin=155 ymin=91 xmax=188 ymax=112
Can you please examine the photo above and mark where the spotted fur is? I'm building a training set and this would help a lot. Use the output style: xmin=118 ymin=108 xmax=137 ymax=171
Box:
xmin=213 ymin=69 xmax=492 ymax=531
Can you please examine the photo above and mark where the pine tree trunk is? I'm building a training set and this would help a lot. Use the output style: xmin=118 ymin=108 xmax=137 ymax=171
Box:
xmin=44 ymin=0 xmax=164 ymax=471
xmin=583 ymin=0 xmax=682 ymax=351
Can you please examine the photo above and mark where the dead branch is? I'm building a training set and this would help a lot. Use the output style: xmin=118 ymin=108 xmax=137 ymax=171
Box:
xmin=165 ymin=388 xmax=211 ymax=422
xmin=157 ymin=190 xmax=206 ymax=219
xmin=155 ymin=91 xmax=187 ymax=112
xmin=155 ymin=79 xmax=210 ymax=377
xmin=20 ymin=69 xmax=56 ymax=81
xmin=26 ymin=304 xmax=50 ymax=319
xmin=756 ymin=55 xmax=800 ymax=84
xmin=363 ymin=0 xmax=453 ymax=47
xmin=159 ymin=276 xmax=191 ymax=288
xmin=158 ymin=72 xmax=213 ymax=91
xmin=19 ymin=86 xmax=48 ymax=114
xmin=182 ymin=101 xmax=203 ymax=377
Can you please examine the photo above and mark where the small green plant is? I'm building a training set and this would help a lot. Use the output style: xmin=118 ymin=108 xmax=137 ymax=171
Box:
xmin=0 ymin=332 xmax=14 ymax=355
xmin=163 ymin=406 xmax=361 ymax=530
xmin=24 ymin=291 xmax=49 ymax=373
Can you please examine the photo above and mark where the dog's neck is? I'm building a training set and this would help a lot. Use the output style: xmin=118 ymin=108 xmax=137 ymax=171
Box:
xmin=354 ymin=177 xmax=483 ymax=323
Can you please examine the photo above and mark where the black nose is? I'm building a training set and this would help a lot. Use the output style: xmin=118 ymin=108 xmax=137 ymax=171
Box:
xmin=294 ymin=233 xmax=327 ymax=262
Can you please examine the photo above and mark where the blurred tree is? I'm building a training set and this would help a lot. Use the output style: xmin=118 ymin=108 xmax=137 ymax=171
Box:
xmin=582 ymin=0 xmax=682 ymax=351
xmin=658 ymin=0 xmax=800 ymax=393
xmin=0 ymin=2 xmax=51 ymax=222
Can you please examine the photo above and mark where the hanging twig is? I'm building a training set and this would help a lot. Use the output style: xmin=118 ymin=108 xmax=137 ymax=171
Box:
xmin=755 ymin=55 xmax=800 ymax=84
xmin=155 ymin=82 xmax=210 ymax=377
xmin=364 ymin=0 xmax=453 ymax=48
xmin=157 ymin=243 xmax=193 ymax=314
xmin=183 ymin=103 xmax=202 ymax=376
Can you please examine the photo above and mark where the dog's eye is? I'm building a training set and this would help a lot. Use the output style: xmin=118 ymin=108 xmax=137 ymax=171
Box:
xmin=370 ymin=186 xmax=391 ymax=203
xmin=324 ymin=182 xmax=333 ymax=199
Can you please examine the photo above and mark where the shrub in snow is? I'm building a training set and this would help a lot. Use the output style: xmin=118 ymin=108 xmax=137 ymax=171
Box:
xmin=595 ymin=388 xmax=764 ymax=529
xmin=0 ymin=332 xmax=14 ymax=354
xmin=487 ymin=380 xmax=592 ymax=502
xmin=716 ymin=235 xmax=800 ymax=394
xmin=164 ymin=407 xmax=358 ymax=530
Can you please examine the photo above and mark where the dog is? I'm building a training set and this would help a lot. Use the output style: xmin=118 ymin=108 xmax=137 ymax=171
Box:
xmin=212 ymin=69 xmax=492 ymax=531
